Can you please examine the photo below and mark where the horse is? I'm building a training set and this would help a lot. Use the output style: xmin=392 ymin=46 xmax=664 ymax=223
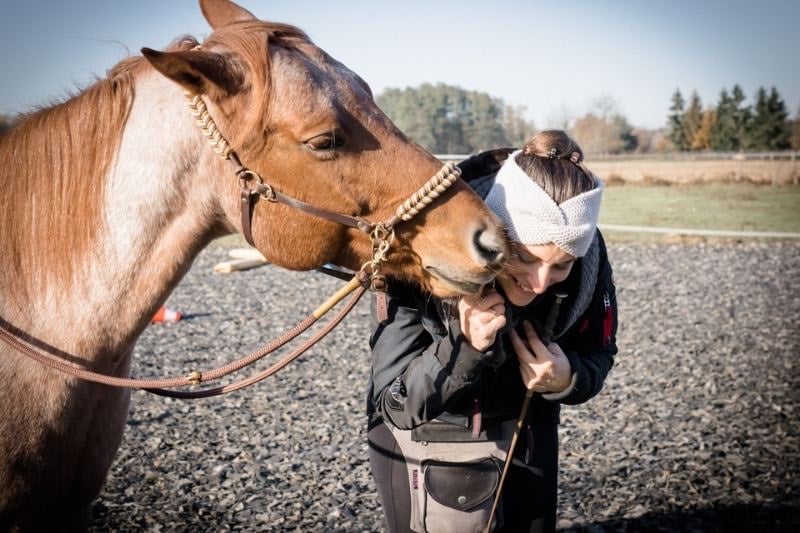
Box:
xmin=0 ymin=0 xmax=508 ymax=529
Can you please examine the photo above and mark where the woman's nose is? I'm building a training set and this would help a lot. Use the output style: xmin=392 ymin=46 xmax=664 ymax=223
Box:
xmin=526 ymin=264 xmax=552 ymax=293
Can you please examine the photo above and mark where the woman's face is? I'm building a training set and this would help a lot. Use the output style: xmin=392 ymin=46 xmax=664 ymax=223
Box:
xmin=497 ymin=242 xmax=576 ymax=307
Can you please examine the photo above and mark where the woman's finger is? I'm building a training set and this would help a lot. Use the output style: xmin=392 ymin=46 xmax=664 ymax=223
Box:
xmin=490 ymin=303 xmax=505 ymax=317
xmin=518 ymin=362 xmax=537 ymax=389
xmin=487 ymin=314 xmax=507 ymax=332
xmin=523 ymin=321 xmax=550 ymax=358
xmin=477 ymin=290 xmax=505 ymax=310
xmin=510 ymin=330 xmax=536 ymax=363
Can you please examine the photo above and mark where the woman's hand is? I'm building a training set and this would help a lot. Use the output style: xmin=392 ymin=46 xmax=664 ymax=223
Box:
xmin=458 ymin=289 xmax=507 ymax=352
xmin=511 ymin=321 xmax=572 ymax=393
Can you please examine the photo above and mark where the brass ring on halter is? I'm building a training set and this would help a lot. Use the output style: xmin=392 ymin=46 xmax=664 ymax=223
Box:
xmin=186 ymin=370 xmax=202 ymax=386
xmin=238 ymin=169 xmax=277 ymax=202
xmin=258 ymin=183 xmax=277 ymax=202
xmin=237 ymin=169 xmax=262 ymax=188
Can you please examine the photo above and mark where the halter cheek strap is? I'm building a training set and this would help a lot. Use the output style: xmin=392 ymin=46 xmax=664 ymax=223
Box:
xmin=184 ymin=91 xmax=461 ymax=250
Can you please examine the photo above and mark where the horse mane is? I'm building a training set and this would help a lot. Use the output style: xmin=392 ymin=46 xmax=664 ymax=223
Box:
xmin=0 ymin=39 xmax=196 ymax=302
xmin=0 ymin=23 xmax=313 ymax=302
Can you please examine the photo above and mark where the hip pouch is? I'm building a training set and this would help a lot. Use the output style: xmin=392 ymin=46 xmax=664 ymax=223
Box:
xmin=388 ymin=420 xmax=515 ymax=532
xmin=421 ymin=458 xmax=500 ymax=533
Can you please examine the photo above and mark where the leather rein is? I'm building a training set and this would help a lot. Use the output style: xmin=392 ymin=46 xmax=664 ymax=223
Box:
xmin=0 ymin=90 xmax=461 ymax=399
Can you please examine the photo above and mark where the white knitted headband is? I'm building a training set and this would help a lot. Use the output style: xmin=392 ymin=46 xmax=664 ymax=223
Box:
xmin=484 ymin=150 xmax=604 ymax=258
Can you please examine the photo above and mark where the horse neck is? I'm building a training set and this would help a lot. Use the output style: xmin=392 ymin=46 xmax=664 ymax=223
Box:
xmin=5 ymin=72 xmax=231 ymax=363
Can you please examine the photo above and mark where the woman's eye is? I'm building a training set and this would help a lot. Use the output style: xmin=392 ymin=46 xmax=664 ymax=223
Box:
xmin=516 ymin=253 xmax=538 ymax=265
xmin=305 ymin=132 xmax=346 ymax=151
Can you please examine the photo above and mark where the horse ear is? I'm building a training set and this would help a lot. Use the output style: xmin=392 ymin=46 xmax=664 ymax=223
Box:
xmin=200 ymin=0 xmax=257 ymax=29
xmin=142 ymin=48 xmax=241 ymax=97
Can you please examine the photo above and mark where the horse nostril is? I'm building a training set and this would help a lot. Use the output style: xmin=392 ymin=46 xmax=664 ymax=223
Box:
xmin=473 ymin=228 xmax=506 ymax=266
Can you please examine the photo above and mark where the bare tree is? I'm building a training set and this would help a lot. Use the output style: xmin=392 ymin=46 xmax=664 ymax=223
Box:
xmin=544 ymin=103 xmax=573 ymax=130
xmin=502 ymin=104 xmax=537 ymax=148
xmin=570 ymin=96 xmax=636 ymax=155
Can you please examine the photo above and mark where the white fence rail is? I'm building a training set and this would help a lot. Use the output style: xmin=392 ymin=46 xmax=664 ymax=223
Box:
xmin=436 ymin=151 xmax=800 ymax=163
xmin=599 ymin=224 xmax=800 ymax=239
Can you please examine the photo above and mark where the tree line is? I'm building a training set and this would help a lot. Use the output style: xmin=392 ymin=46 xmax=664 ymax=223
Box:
xmin=376 ymin=83 xmax=536 ymax=154
xmin=375 ymin=83 xmax=800 ymax=155
xmin=3 ymin=83 xmax=798 ymax=155
xmin=668 ymin=85 xmax=797 ymax=152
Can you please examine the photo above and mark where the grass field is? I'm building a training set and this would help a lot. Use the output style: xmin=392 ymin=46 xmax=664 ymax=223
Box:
xmin=589 ymin=158 xmax=799 ymax=185
xmin=600 ymin=183 xmax=800 ymax=237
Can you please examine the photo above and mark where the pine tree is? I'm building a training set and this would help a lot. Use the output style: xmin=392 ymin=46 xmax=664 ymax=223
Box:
xmin=792 ymin=105 xmax=800 ymax=150
xmin=750 ymin=87 xmax=770 ymax=150
xmin=731 ymin=84 xmax=752 ymax=149
xmin=710 ymin=89 xmax=737 ymax=151
xmin=465 ymin=91 xmax=509 ymax=151
xmin=750 ymin=86 xmax=791 ymax=150
xmin=667 ymin=89 xmax=687 ymax=150
xmin=766 ymin=87 xmax=790 ymax=150
xmin=682 ymin=92 xmax=703 ymax=151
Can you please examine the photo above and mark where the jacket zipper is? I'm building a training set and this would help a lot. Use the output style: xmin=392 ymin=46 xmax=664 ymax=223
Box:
xmin=602 ymin=291 xmax=613 ymax=347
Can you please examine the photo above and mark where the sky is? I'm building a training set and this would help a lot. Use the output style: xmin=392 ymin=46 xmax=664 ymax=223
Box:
xmin=1 ymin=0 xmax=798 ymax=130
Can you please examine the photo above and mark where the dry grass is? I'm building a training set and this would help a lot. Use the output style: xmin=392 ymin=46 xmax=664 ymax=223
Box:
xmin=588 ymin=159 xmax=800 ymax=185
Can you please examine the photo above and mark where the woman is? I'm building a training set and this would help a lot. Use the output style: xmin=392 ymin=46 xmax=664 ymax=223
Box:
xmin=367 ymin=130 xmax=618 ymax=532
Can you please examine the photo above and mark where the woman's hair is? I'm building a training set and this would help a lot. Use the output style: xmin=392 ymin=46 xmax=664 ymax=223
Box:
xmin=515 ymin=130 xmax=596 ymax=204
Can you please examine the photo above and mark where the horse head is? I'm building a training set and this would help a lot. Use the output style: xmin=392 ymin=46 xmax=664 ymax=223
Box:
xmin=142 ymin=0 xmax=507 ymax=297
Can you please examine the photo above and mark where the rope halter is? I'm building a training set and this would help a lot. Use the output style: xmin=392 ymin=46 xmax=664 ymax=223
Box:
xmin=183 ymin=90 xmax=462 ymax=282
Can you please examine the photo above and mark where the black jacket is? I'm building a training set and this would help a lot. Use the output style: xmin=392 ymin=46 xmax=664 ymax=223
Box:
xmin=367 ymin=228 xmax=618 ymax=431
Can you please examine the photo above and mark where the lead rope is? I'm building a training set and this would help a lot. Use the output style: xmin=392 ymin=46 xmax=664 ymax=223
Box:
xmin=0 ymin=277 xmax=367 ymax=391
xmin=484 ymin=292 xmax=567 ymax=532
xmin=145 ymin=280 xmax=367 ymax=398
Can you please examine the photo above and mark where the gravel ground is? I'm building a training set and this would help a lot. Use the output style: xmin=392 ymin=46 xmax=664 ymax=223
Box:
xmin=89 ymin=241 xmax=800 ymax=532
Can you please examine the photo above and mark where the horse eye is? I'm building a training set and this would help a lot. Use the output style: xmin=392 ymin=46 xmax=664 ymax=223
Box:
xmin=305 ymin=131 xmax=346 ymax=152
